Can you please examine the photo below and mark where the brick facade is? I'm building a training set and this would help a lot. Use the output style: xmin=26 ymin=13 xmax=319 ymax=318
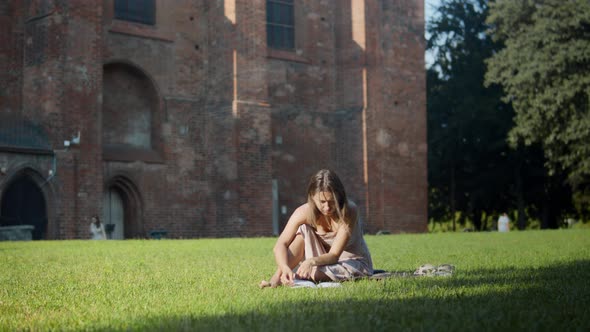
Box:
xmin=0 ymin=0 xmax=427 ymax=239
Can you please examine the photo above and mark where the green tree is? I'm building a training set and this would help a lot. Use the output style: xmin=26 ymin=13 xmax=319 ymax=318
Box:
xmin=428 ymin=0 xmax=516 ymax=230
xmin=485 ymin=0 xmax=590 ymax=187
xmin=427 ymin=0 xmax=575 ymax=230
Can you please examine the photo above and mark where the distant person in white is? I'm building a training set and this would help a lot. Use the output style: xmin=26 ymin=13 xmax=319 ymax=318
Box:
xmin=90 ymin=215 xmax=107 ymax=240
xmin=498 ymin=213 xmax=510 ymax=232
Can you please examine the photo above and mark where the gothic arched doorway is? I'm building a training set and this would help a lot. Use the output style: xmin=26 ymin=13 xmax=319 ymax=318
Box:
xmin=103 ymin=176 xmax=143 ymax=239
xmin=0 ymin=175 xmax=47 ymax=240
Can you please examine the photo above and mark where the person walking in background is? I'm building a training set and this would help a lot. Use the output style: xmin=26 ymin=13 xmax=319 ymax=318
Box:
xmin=498 ymin=212 xmax=510 ymax=232
xmin=90 ymin=215 xmax=107 ymax=240
xmin=260 ymin=169 xmax=373 ymax=288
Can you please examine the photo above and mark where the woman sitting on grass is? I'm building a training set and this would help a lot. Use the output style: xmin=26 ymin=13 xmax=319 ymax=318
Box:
xmin=260 ymin=169 xmax=373 ymax=288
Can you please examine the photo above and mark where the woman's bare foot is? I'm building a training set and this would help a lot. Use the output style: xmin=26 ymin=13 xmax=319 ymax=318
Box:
xmin=259 ymin=280 xmax=272 ymax=288
xmin=259 ymin=273 xmax=282 ymax=288
xmin=259 ymin=279 xmax=282 ymax=288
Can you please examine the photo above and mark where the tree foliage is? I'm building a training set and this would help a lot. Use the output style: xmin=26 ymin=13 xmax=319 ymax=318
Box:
xmin=427 ymin=0 xmax=577 ymax=229
xmin=485 ymin=0 xmax=590 ymax=187
xmin=427 ymin=0 xmax=515 ymax=230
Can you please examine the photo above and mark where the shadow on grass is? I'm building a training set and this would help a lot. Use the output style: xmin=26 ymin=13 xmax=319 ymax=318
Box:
xmin=95 ymin=260 xmax=590 ymax=331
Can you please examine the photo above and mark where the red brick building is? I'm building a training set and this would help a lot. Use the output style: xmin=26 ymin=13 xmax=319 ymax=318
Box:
xmin=0 ymin=0 xmax=426 ymax=239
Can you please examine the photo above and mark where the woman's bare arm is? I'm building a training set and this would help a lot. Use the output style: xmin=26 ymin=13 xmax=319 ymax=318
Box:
xmin=300 ymin=202 xmax=357 ymax=267
xmin=272 ymin=204 xmax=308 ymax=282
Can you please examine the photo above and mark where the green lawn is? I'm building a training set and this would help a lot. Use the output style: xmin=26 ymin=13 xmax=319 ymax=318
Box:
xmin=1 ymin=230 xmax=589 ymax=331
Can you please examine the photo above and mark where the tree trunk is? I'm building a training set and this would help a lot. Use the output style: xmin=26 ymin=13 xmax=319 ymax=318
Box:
xmin=450 ymin=165 xmax=456 ymax=232
xmin=541 ymin=203 xmax=559 ymax=229
xmin=541 ymin=176 xmax=561 ymax=229
xmin=541 ymin=205 xmax=549 ymax=229
xmin=472 ymin=209 xmax=483 ymax=231
xmin=515 ymin=157 xmax=527 ymax=230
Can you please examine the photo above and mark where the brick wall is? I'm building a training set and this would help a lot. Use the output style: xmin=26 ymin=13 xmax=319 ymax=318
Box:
xmin=363 ymin=0 xmax=428 ymax=233
xmin=0 ymin=1 xmax=24 ymax=115
xmin=0 ymin=0 xmax=426 ymax=239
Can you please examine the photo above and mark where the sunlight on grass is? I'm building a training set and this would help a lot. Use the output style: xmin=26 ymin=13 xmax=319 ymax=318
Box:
xmin=1 ymin=230 xmax=589 ymax=331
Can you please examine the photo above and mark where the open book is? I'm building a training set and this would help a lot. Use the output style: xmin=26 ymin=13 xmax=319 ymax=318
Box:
xmin=291 ymin=279 xmax=342 ymax=288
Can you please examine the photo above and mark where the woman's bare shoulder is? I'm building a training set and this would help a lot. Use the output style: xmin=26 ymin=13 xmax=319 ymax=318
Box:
xmin=287 ymin=203 xmax=312 ymax=224
xmin=293 ymin=202 xmax=312 ymax=215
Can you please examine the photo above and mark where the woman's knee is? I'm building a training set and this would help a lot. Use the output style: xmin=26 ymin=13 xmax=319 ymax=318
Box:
xmin=288 ymin=234 xmax=304 ymax=261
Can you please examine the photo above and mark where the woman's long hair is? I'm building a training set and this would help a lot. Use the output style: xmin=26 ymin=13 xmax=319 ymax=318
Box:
xmin=92 ymin=215 xmax=102 ymax=226
xmin=305 ymin=169 xmax=352 ymax=228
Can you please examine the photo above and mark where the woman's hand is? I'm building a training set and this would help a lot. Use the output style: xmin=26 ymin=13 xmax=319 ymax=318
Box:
xmin=278 ymin=264 xmax=295 ymax=285
xmin=295 ymin=259 xmax=314 ymax=280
